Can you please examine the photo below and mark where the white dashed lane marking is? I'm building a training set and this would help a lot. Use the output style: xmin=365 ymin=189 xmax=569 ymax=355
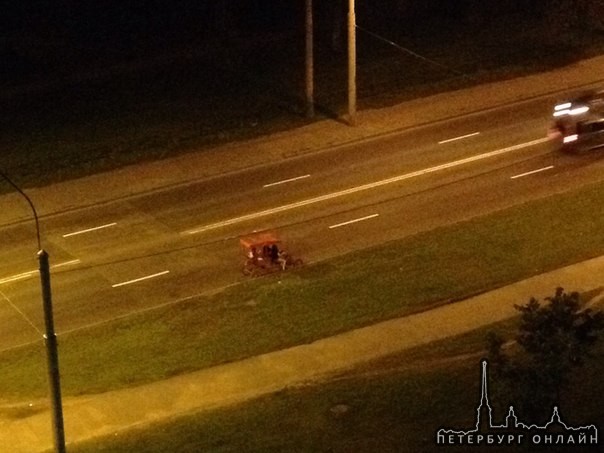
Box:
xmin=263 ymin=174 xmax=311 ymax=188
xmin=510 ymin=165 xmax=554 ymax=179
xmin=112 ymin=270 xmax=170 ymax=288
xmin=438 ymin=132 xmax=480 ymax=145
xmin=329 ymin=214 xmax=379 ymax=229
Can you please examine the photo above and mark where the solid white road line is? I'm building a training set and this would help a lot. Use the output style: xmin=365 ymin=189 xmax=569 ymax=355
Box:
xmin=438 ymin=132 xmax=480 ymax=144
xmin=0 ymin=259 xmax=81 ymax=285
xmin=62 ymin=222 xmax=117 ymax=238
xmin=263 ymin=174 xmax=311 ymax=188
xmin=112 ymin=270 xmax=170 ymax=288
xmin=329 ymin=213 xmax=379 ymax=229
xmin=181 ymin=137 xmax=550 ymax=235
xmin=510 ymin=165 xmax=554 ymax=179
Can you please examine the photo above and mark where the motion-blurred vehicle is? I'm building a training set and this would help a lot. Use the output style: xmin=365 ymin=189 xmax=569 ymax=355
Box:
xmin=550 ymin=89 xmax=604 ymax=152
xmin=240 ymin=231 xmax=303 ymax=277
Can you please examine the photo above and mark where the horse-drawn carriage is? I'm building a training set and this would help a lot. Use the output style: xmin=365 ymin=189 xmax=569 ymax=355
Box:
xmin=240 ymin=232 xmax=303 ymax=277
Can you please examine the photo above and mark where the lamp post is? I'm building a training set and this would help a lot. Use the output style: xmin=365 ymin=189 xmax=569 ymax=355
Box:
xmin=305 ymin=0 xmax=315 ymax=118
xmin=348 ymin=0 xmax=357 ymax=126
xmin=0 ymin=171 xmax=66 ymax=453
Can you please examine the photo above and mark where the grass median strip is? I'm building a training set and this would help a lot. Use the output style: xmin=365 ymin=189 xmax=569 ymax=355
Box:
xmin=3 ymin=179 xmax=604 ymax=400
xmin=71 ymin=317 xmax=604 ymax=453
xmin=70 ymin=360 xmax=482 ymax=453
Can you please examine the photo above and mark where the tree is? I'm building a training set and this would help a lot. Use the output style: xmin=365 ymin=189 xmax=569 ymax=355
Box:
xmin=487 ymin=287 xmax=604 ymax=421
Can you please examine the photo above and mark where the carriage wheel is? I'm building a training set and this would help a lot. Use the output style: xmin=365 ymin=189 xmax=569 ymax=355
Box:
xmin=243 ymin=261 xmax=256 ymax=276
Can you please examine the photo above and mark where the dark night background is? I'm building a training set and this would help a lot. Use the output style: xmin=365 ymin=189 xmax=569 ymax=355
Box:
xmin=1 ymin=1 xmax=302 ymax=86
xmin=1 ymin=1 xmax=603 ymax=186
xmin=2 ymin=1 xmax=596 ymax=88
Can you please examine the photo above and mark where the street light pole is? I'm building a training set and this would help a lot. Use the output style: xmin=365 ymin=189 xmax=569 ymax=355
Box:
xmin=305 ymin=0 xmax=315 ymax=118
xmin=348 ymin=0 xmax=357 ymax=126
xmin=0 ymin=172 xmax=66 ymax=453
xmin=39 ymin=249 xmax=66 ymax=453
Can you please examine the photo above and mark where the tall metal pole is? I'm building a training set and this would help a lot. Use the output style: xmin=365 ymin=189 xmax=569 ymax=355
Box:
xmin=305 ymin=0 xmax=315 ymax=118
xmin=348 ymin=0 xmax=357 ymax=126
xmin=0 ymin=171 xmax=66 ymax=453
xmin=39 ymin=250 xmax=66 ymax=453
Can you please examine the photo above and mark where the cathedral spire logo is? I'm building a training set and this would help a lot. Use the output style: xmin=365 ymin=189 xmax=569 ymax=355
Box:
xmin=436 ymin=360 xmax=598 ymax=447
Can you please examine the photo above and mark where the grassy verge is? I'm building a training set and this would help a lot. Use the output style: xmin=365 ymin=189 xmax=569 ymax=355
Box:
xmin=3 ymin=178 xmax=604 ymax=400
xmin=69 ymin=317 xmax=604 ymax=453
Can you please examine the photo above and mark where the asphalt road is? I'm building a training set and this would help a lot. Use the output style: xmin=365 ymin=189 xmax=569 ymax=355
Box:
xmin=1 ymin=93 xmax=604 ymax=350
